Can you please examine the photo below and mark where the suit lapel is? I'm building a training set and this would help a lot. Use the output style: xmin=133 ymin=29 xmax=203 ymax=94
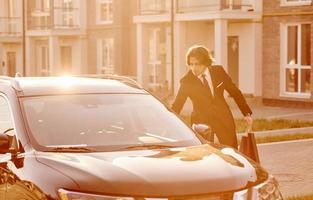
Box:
xmin=187 ymin=70 xmax=213 ymax=99
xmin=210 ymin=67 xmax=223 ymax=95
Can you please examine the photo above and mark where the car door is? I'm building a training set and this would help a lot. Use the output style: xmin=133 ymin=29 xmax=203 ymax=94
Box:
xmin=0 ymin=95 xmax=48 ymax=200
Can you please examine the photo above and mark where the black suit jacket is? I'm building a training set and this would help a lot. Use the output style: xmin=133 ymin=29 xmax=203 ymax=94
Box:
xmin=172 ymin=65 xmax=252 ymax=146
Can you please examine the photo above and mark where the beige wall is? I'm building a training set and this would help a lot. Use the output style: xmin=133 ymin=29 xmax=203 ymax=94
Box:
xmin=185 ymin=22 xmax=215 ymax=51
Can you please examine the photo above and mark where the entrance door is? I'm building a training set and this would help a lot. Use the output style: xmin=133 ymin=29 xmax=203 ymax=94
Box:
xmin=7 ymin=52 xmax=16 ymax=77
xmin=60 ymin=46 xmax=72 ymax=74
xmin=228 ymin=36 xmax=239 ymax=86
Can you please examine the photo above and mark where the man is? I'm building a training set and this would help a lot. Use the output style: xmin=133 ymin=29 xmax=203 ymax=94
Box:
xmin=172 ymin=45 xmax=252 ymax=149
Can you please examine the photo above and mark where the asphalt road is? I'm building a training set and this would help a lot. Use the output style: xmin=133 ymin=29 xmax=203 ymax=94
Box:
xmin=258 ymin=139 xmax=313 ymax=198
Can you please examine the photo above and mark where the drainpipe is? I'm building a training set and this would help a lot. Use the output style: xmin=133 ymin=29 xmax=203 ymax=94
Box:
xmin=170 ymin=0 xmax=175 ymax=96
xmin=22 ymin=0 xmax=26 ymax=76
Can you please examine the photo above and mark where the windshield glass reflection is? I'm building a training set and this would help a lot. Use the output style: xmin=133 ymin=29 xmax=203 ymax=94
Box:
xmin=22 ymin=94 xmax=201 ymax=150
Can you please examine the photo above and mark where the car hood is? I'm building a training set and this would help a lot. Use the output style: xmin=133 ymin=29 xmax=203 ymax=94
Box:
xmin=36 ymin=144 xmax=268 ymax=197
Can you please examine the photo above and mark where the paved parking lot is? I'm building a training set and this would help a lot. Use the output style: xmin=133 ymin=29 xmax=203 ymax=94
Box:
xmin=258 ymin=139 xmax=313 ymax=198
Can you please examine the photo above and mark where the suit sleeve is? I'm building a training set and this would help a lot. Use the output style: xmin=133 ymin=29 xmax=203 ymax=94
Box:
xmin=171 ymin=82 xmax=188 ymax=115
xmin=220 ymin=66 xmax=252 ymax=116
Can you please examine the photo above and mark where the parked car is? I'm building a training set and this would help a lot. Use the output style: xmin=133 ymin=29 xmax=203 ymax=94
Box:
xmin=0 ymin=75 xmax=282 ymax=200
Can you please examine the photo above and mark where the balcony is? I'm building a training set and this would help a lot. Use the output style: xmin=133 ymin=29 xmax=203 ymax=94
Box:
xmin=28 ymin=5 xmax=80 ymax=30
xmin=138 ymin=0 xmax=171 ymax=15
xmin=0 ymin=17 xmax=22 ymax=36
xmin=176 ymin=0 xmax=255 ymax=13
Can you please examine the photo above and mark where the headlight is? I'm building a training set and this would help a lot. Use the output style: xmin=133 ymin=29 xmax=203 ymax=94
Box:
xmin=253 ymin=176 xmax=283 ymax=200
xmin=233 ymin=176 xmax=283 ymax=200
xmin=58 ymin=189 xmax=134 ymax=200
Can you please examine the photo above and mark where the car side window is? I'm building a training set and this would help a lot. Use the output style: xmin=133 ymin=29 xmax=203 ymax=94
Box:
xmin=0 ymin=95 xmax=14 ymax=134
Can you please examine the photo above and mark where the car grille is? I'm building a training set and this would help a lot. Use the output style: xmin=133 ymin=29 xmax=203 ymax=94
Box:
xmin=140 ymin=193 xmax=234 ymax=200
xmin=169 ymin=193 xmax=233 ymax=200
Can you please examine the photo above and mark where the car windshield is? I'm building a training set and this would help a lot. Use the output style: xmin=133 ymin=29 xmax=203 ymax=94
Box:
xmin=21 ymin=94 xmax=201 ymax=151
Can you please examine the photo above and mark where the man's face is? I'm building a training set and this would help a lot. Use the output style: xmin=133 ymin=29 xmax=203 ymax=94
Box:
xmin=189 ymin=56 xmax=206 ymax=76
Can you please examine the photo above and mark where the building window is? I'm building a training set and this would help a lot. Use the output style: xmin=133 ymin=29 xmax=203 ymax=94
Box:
xmin=97 ymin=38 xmax=114 ymax=74
xmin=36 ymin=45 xmax=50 ymax=76
xmin=52 ymin=0 xmax=79 ymax=28
xmin=281 ymin=23 xmax=311 ymax=97
xmin=96 ymin=0 xmax=113 ymax=24
xmin=62 ymin=0 xmax=74 ymax=27
xmin=0 ymin=0 xmax=21 ymax=34
xmin=35 ymin=0 xmax=50 ymax=11
xmin=281 ymin=0 xmax=312 ymax=6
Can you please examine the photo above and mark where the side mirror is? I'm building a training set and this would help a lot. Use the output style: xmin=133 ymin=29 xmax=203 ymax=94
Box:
xmin=0 ymin=134 xmax=10 ymax=154
xmin=192 ymin=124 xmax=210 ymax=134
xmin=192 ymin=124 xmax=213 ymax=142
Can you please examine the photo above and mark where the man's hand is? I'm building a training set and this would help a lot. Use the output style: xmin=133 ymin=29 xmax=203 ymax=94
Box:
xmin=244 ymin=114 xmax=253 ymax=133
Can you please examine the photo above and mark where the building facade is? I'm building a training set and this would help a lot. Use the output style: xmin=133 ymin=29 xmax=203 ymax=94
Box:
xmin=263 ymin=0 xmax=313 ymax=107
xmin=86 ymin=0 xmax=136 ymax=75
xmin=6 ymin=0 xmax=309 ymax=107
xmin=134 ymin=0 xmax=263 ymax=97
xmin=0 ymin=0 xmax=23 ymax=76
xmin=0 ymin=0 xmax=136 ymax=77
xmin=26 ymin=0 xmax=88 ymax=76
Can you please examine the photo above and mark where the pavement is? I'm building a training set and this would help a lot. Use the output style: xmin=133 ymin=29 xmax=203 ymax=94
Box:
xmin=258 ymin=139 xmax=313 ymax=198
xmin=231 ymin=104 xmax=313 ymax=121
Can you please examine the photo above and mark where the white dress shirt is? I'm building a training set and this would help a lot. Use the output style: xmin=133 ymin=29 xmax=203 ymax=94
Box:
xmin=198 ymin=68 xmax=214 ymax=96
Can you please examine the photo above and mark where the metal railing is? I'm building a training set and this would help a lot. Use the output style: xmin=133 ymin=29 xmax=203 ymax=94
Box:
xmin=27 ymin=6 xmax=80 ymax=30
xmin=0 ymin=17 xmax=22 ymax=36
xmin=138 ymin=0 xmax=170 ymax=15
xmin=176 ymin=0 xmax=254 ymax=13
xmin=138 ymin=0 xmax=254 ymax=15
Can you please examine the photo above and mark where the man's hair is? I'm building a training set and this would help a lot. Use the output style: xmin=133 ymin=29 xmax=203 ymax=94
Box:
xmin=186 ymin=45 xmax=214 ymax=66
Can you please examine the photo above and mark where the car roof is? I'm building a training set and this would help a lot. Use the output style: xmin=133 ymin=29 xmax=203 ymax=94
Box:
xmin=0 ymin=75 xmax=147 ymax=96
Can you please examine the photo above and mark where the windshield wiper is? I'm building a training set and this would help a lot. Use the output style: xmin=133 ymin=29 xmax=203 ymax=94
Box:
xmin=116 ymin=144 xmax=175 ymax=151
xmin=46 ymin=146 xmax=96 ymax=152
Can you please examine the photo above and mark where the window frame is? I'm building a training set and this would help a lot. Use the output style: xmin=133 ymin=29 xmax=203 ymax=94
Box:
xmin=39 ymin=45 xmax=50 ymax=76
xmin=280 ymin=22 xmax=312 ymax=98
xmin=0 ymin=93 xmax=20 ymax=151
xmin=280 ymin=0 xmax=312 ymax=7
xmin=97 ymin=38 xmax=115 ymax=74
xmin=34 ymin=0 xmax=50 ymax=11
xmin=96 ymin=0 xmax=113 ymax=25
xmin=53 ymin=0 xmax=80 ymax=29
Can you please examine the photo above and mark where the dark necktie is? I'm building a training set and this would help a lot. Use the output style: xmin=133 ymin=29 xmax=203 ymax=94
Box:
xmin=201 ymin=74 xmax=213 ymax=98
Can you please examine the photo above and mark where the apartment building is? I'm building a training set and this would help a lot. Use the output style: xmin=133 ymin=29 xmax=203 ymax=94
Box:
xmin=134 ymin=0 xmax=263 ymax=96
xmin=1 ymin=0 xmax=266 ymax=99
xmin=86 ymin=0 xmax=136 ymax=75
xmin=0 ymin=0 xmax=23 ymax=76
xmin=26 ymin=0 xmax=89 ymax=76
xmin=0 ymin=0 xmax=136 ymax=77
xmin=263 ymin=0 xmax=313 ymax=107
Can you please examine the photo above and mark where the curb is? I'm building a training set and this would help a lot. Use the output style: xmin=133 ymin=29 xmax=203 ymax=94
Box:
xmin=237 ymin=126 xmax=313 ymax=140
